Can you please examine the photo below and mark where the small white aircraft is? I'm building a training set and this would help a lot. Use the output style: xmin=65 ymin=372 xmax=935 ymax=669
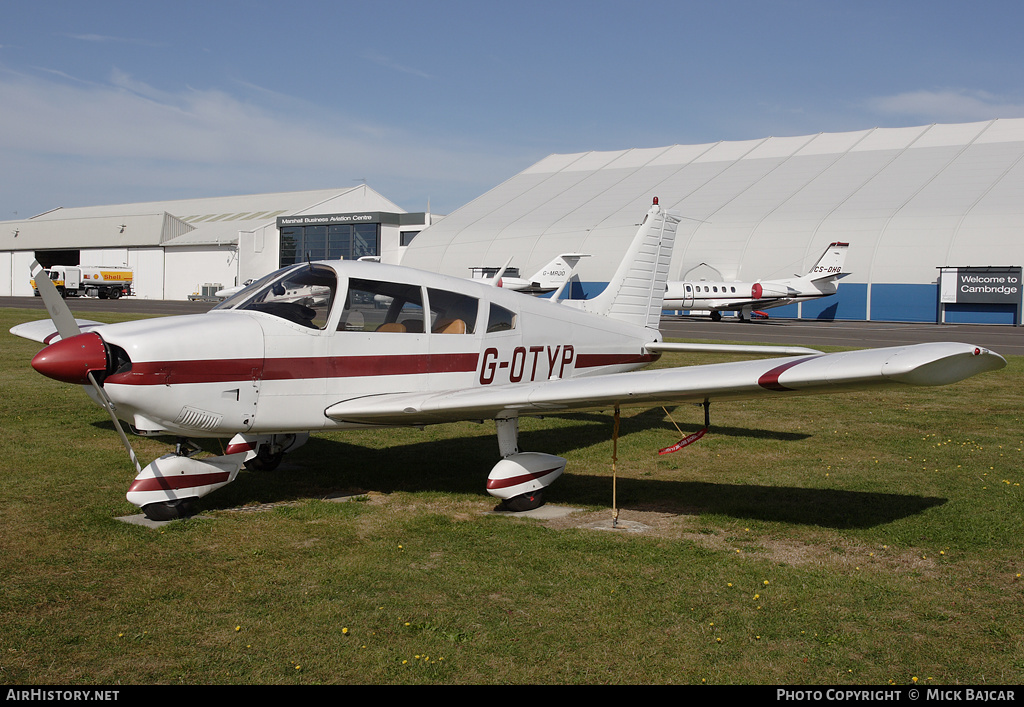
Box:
xmin=470 ymin=253 xmax=591 ymax=296
xmin=214 ymin=280 xmax=254 ymax=299
xmin=664 ymin=242 xmax=849 ymax=321
xmin=11 ymin=201 xmax=1004 ymax=521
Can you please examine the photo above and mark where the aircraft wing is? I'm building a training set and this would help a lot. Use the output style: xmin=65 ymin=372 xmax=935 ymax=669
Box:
xmin=9 ymin=318 xmax=107 ymax=344
xmin=712 ymin=297 xmax=792 ymax=312
xmin=325 ymin=342 xmax=1004 ymax=426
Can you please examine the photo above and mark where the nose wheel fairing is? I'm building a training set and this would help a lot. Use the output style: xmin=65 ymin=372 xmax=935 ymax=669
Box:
xmin=126 ymin=443 xmax=250 ymax=516
xmin=486 ymin=417 xmax=566 ymax=511
xmin=126 ymin=432 xmax=310 ymax=520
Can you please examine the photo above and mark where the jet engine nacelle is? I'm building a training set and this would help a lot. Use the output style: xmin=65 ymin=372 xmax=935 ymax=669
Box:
xmin=486 ymin=452 xmax=566 ymax=501
xmin=753 ymin=282 xmax=791 ymax=299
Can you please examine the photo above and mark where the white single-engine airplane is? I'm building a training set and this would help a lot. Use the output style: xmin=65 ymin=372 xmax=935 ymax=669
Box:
xmin=11 ymin=200 xmax=1004 ymax=521
xmin=664 ymin=242 xmax=849 ymax=321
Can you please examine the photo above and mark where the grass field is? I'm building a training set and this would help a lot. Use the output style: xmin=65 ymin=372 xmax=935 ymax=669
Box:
xmin=0 ymin=306 xmax=1021 ymax=685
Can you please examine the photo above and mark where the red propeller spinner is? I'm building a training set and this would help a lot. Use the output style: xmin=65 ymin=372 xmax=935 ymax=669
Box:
xmin=31 ymin=332 xmax=108 ymax=385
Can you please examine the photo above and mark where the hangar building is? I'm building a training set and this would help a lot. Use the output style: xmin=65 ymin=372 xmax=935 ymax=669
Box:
xmin=0 ymin=185 xmax=435 ymax=300
xmin=401 ymin=119 xmax=1024 ymax=324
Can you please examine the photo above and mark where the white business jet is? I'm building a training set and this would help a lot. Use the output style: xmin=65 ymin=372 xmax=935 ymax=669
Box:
xmin=665 ymin=242 xmax=849 ymax=320
xmin=11 ymin=201 xmax=1003 ymax=521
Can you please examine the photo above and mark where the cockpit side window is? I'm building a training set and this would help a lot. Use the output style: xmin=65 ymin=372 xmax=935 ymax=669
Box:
xmin=486 ymin=303 xmax=517 ymax=333
xmin=338 ymin=278 xmax=425 ymax=333
xmin=427 ymin=288 xmax=478 ymax=334
xmin=231 ymin=264 xmax=336 ymax=329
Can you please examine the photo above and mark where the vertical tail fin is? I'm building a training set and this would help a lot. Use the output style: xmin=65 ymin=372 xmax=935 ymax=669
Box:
xmin=805 ymin=242 xmax=849 ymax=281
xmin=579 ymin=198 xmax=681 ymax=329
xmin=531 ymin=253 xmax=590 ymax=292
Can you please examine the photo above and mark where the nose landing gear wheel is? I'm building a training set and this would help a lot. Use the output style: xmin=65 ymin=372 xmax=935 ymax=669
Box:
xmin=244 ymin=446 xmax=284 ymax=471
xmin=142 ymin=497 xmax=197 ymax=521
xmin=498 ymin=490 xmax=545 ymax=512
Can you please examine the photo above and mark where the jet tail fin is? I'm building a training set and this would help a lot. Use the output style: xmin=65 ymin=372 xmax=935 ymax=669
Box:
xmin=536 ymin=253 xmax=589 ymax=300
xmin=578 ymin=198 xmax=681 ymax=329
xmin=805 ymin=242 xmax=849 ymax=281
xmin=530 ymin=253 xmax=590 ymax=289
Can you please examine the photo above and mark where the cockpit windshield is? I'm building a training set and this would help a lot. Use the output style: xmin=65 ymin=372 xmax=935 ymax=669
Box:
xmin=215 ymin=263 xmax=337 ymax=330
xmin=214 ymin=265 xmax=300 ymax=311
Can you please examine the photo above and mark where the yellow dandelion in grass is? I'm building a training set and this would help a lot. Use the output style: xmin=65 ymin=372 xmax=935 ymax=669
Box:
xmin=342 ymin=627 xmax=349 ymax=635
xmin=763 ymin=580 xmax=769 ymax=586
xmin=235 ymin=625 xmax=241 ymax=632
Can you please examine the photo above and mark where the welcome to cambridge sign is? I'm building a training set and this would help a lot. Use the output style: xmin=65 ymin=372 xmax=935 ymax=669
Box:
xmin=939 ymin=266 xmax=1023 ymax=325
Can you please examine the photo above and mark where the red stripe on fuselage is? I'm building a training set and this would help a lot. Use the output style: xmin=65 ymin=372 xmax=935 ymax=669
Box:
xmin=106 ymin=353 xmax=480 ymax=386
xmin=103 ymin=349 xmax=652 ymax=387
xmin=576 ymin=352 xmax=660 ymax=368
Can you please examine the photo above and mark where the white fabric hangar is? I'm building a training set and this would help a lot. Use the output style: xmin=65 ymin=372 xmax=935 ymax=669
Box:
xmin=401 ymin=119 xmax=1024 ymax=324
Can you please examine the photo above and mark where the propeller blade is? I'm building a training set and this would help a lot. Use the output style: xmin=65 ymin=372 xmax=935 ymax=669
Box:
xmin=31 ymin=264 xmax=140 ymax=474
xmin=86 ymin=371 xmax=143 ymax=475
xmin=30 ymin=261 xmax=81 ymax=341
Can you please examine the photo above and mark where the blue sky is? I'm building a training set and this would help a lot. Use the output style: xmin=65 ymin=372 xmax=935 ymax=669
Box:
xmin=3 ymin=0 xmax=1024 ymax=219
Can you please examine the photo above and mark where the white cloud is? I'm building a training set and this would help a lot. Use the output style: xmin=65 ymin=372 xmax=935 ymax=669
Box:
xmin=867 ymin=89 xmax=1024 ymax=123
xmin=0 ymin=68 xmax=527 ymax=216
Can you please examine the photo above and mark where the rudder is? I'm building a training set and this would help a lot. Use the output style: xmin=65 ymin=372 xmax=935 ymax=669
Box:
xmin=579 ymin=198 xmax=681 ymax=329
